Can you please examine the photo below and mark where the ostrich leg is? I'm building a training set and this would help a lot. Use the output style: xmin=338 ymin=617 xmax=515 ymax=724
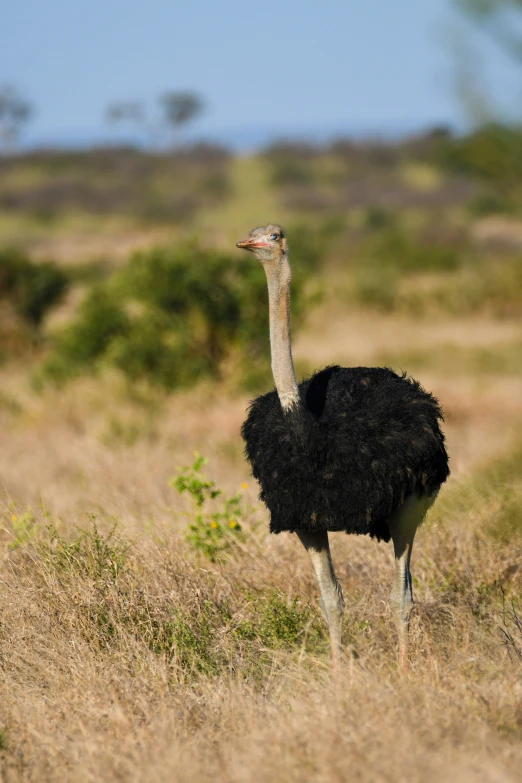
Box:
xmin=388 ymin=493 xmax=435 ymax=671
xmin=297 ymin=530 xmax=344 ymax=665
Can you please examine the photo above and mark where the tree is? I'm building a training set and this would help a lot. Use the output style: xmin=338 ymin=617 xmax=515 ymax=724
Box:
xmin=455 ymin=1 xmax=522 ymax=62
xmin=106 ymin=101 xmax=144 ymax=125
xmin=159 ymin=91 xmax=204 ymax=147
xmin=105 ymin=92 xmax=205 ymax=150
xmin=105 ymin=101 xmax=151 ymax=145
xmin=452 ymin=0 xmax=522 ymax=122
xmin=0 ymin=85 xmax=33 ymax=153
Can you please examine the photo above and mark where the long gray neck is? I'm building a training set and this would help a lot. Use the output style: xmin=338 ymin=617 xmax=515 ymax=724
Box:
xmin=264 ymin=254 xmax=300 ymax=412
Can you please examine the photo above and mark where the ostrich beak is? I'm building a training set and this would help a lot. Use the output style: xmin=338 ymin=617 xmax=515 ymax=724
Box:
xmin=236 ymin=237 xmax=270 ymax=250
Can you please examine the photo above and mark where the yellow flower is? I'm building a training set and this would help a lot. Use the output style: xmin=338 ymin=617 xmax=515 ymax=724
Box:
xmin=229 ymin=520 xmax=237 ymax=528
xmin=11 ymin=515 xmax=18 ymax=522
xmin=211 ymin=521 xmax=219 ymax=529
xmin=241 ymin=483 xmax=248 ymax=490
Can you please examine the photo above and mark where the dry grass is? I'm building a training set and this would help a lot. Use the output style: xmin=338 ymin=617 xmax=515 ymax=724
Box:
xmin=1 ymin=303 xmax=522 ymax=782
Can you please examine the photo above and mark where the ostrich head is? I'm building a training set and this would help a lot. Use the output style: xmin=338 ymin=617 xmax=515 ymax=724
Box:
xmin=236 ymin=225 xmax=287 ymax=266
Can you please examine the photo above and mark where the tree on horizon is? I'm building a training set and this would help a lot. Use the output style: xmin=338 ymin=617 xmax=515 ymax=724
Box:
xmin=0 ymin=85 xmax=33 ymax=153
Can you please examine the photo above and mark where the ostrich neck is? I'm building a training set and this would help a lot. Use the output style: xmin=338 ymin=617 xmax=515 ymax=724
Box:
xmin=265 ymin=255 xmax=300 ymax=412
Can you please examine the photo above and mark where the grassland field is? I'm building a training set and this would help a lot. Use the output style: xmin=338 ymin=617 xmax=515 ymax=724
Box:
xmin=0 ymin=139 xmax=521 ymax=782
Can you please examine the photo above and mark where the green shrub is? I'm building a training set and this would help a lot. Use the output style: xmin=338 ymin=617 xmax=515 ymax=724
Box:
xmin=42 ymin=521 xmax=129 ymax=580
xmin=42 ymin=285 xmax=130 ymax=382
xmin=270 ymin=158 xmax=315 ymax=187
xmin=285 ymin=221 xmax=329 ymax=273
xmin=353 ymin=250 xmax=522 ymax=317
xmin=262 ymin=141 xmax=318 ymax=187
xmin=366 ymin=228 xmax=461 ymax=274
xmin=468 ymin=191 xmax=515 ymax=217
xmin=0 ymin=148 xmax=232 ymax=224
xmin=428 ymin=255 xmax=522 ymax=318
xmin=0 ymin=247 xmax=68 ymax=326
xmin=354 ymin=269 xmax=400 ymax=312
xmin=42 ymin=240 xmax=316 ymax=390
xmin=363 ymin=206 xmax=396 ymax=231
xmin=8 ymin=510 xmax=39 ymax=550
xmin=154 ymin=602 xmax=224 ymax=674
xmin=109 ymin=311 xmax=209 ymax=389
xmin=350 ymin=226 xmax=464 ymax=312
xmin=438 ymin=123 xmax=522 ymax=188
xmin=235 ymin=590 xmax=324 ymax=652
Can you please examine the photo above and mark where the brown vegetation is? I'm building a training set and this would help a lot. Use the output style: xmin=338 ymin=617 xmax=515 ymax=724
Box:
xmin=1 ymin=136 xmax=522 ymax=780
xmin=1 ymin=306 xmax=521 ymax=781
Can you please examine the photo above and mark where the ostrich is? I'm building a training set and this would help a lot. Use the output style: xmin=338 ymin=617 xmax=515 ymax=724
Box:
xmin=236 ymin=225 xmax=449 ymax=669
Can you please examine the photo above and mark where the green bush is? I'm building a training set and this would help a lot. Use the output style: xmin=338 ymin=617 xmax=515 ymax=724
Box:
xmin=365 ymin=228 xmax=461 ymax=274
xmin=262 ymin=142 xmax=318 ymax=187
xmin=353 ymin=249 xmax=522 ymax=317
xmin=363 ymin=206 xmax=396 ymax=231
xmin=42 ymin=285 xmax=130 ymax=382
xmin=234 ymin=590 xmax=324 ymax=651
xmin=354 ymin=269 xmax=400 ymax=312
xmin=0 ymin=247 xmax=68 ymax=326
xmin=468 ymin=191 xmax=515 ymax=217
xmin=42 ymin=240 xmax=316 ymax=390
xmin=42 ymin=520 xmax=129 ymax=580
xmin=428 ymin=255 xmax=522 ymax=318
xmin=270 ymin=158 xmax=315 ymax=187
xmin=350 ymin=226 xmax=463 ymax=312
xmin=285 ymin=220 xmax=332 ymax=273
xmin=438 ymin=123 xmax=522 ymax=188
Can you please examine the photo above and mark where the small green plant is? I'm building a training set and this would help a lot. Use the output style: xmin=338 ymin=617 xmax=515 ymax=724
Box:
xmin=158 ymin=601 xmax=229 ymax=674
xmin=0 ymin=729 xmax=6 ymax=751
xmin=235 ymin=590 xmax=325 ymax=652
xmin=172 ymin=453 xmax=221 ymax=507
xmin=7 ymin=509 xmax=39 ymax=550
xmin=42 ymin=520 xmax=129 ymax=580
xmin=171 ymin=454 xmax=245 ymax=561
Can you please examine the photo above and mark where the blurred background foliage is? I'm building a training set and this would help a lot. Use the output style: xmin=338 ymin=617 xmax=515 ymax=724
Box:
xmin=2 ymin=117 xmax=522 ymax=391
xmin=1 ymin=0 xmax=522 ymax=392
xmin=39 ymin=237 xmax=319 ymax=390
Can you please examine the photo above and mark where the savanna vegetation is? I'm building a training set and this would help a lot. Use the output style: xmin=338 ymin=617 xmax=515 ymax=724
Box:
xmin=0 ymin=125 xmax=521 ymax=782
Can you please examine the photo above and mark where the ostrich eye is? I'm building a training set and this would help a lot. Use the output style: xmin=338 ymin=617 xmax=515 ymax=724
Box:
xmin=269 ymin=233 xmax=279 ymax=241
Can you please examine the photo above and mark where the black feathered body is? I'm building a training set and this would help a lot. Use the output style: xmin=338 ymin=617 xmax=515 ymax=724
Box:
xmin=242 ymin=366 xmax=449 ymax=542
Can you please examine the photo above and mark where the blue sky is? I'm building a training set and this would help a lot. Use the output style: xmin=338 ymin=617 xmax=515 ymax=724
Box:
xmin=0 ymin=0 xmax=515 ymax=148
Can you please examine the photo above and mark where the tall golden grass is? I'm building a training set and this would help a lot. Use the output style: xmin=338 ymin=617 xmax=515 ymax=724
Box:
xmin=1 ymin=302 xmax=521 ymax=781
